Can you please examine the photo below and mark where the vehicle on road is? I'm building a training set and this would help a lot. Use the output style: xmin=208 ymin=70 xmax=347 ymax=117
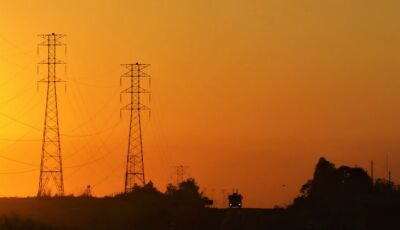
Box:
xmin=228 ymin=191 xmax=243 ymax=208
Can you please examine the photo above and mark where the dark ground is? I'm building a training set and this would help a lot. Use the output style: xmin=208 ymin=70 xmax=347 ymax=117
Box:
xmin=0 ymin=197 xmax=278 ymax=230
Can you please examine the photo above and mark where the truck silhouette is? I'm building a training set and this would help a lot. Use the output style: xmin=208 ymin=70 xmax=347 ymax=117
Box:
xmin=228 ymin=191 xmax=243 ymax=208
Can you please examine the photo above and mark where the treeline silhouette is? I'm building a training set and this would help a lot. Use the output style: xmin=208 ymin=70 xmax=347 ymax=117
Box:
xmin=2 ymin=159 xmax=400 ymax=229
xmin=109 ymin=178 xmax=216 ymax=230
xmin=268 ymin=157 xmax=400 ymax=229
xmin=0 ymin=178 xmax=220 ymax=230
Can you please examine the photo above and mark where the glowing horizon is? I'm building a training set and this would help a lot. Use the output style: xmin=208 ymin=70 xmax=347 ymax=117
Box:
xmin=0 ymin=0 xmax=398 ymax=207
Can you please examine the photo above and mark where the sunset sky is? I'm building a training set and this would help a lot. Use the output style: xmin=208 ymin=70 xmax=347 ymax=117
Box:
xmin=0 ymin=0 xmax=399 ymax=207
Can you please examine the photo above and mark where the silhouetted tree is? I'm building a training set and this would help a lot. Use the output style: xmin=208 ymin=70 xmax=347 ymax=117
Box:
xmin=296 ymin=157 xmax=372 ymax=204
xmin=279 ymin=157 xmax=400 ymax=230
xmin=165 ymin=183 xmax=177 ymax=196
xmin=299 ymin=157 xmax=337 ymax=199
xmin=166 ymin=178 xmax=212 ymax=207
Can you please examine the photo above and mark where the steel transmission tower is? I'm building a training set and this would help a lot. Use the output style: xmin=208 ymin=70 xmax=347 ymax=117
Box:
xmin=37 ymin=33 xmax=66 ymax=196
xmin=173 ymin=165 xmax=188 ymax=186
xmin=120 ymin=63 xmax=150 ymax=192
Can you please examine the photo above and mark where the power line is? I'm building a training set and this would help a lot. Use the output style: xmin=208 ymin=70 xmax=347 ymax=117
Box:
xmin=0 ymin=137 xmax=40 ymax=142
xmin=62 ymin=78 xmax=121 ymax=134
xmin=69 ymin=78 xmax=119 ymax=89
xmin=92 ymin=160 xmax=125 ymax=189
xmin=0 ymin=154 xmax=38 ymax=166
xmin=0 ymin=110 xmax=120 ymax=138
xmin=61 ymin=121 xmax=120 ymax=138
xmin=0 ymin=111 xmax=42 ymax=132
xmin=0 ymin=168 xmax=37 ymax=175
xmin=0 ymin=99 xmax=41 ymax=132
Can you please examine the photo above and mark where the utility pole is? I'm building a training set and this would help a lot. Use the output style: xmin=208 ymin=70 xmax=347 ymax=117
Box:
xmin=37 ymin=33 xmax=66 ymax=196
xmin=121 ymin=63 xmax=150 ymax=192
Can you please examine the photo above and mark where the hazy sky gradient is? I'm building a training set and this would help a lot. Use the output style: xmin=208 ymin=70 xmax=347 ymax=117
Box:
xmin=0 ymin=0 xmax=399 ymax=207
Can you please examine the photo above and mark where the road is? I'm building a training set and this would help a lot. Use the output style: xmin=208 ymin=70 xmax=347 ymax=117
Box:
xmin=219 ymin=208 xmax=277 ymax=230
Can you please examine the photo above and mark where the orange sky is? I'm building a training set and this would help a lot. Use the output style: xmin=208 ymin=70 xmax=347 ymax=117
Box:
xmin=0 ymin=0 xmax=399 ymax=207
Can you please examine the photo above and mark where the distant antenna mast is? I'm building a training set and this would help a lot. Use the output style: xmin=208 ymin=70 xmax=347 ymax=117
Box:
xmin=121 ymin=63 xmax=150 ymax=192
xmin=37 ymin=33 xmax=66 ymax=197
xmin=370 ymin=160 xmax=374 ymax=182
xmin=386 ymin=153 xmax=390 ymax=182
xmin=173 ymin=165 xmax=188 ymax=186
